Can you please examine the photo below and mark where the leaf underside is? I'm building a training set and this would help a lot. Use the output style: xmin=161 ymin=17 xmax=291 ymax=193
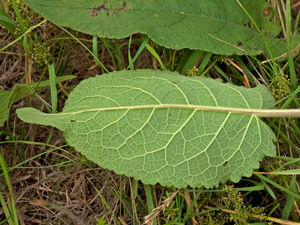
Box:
xmin=24 ymin=0 xmax=289 ymax=56
xmin=17 ymin=70 xmax=277 ymax=188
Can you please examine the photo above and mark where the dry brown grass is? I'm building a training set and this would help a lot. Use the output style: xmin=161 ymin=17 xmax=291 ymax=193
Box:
xmin=0 ymin=19 xmax=151 ymax=224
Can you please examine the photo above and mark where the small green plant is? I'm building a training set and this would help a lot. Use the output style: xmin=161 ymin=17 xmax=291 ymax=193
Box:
xmin=224 ymin=185 xmax=265 ymax=223
xmin=162 ymin=200 xmax=184 ymax=225
xmin=31 ymin=41 xmax=52 ymax=67
xmin=199 ymin=210 xmax=230 ymax=224
xmin=196 ymin=186 xmax=266 ymax=224
xmin=186 ymin=66 xmax=199 ymax=76
xmin=270 ymin=70 xmax=291 ymax=101
xmin=95 ymin=218 xmax=109 ymax=225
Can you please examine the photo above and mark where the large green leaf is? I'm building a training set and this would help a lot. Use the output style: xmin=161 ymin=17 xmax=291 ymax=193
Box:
xmin=17 ymin=70 xmax=277 ymax=188
xmin=0 ymin=75 xmax=75 ymax=127
xmin=25 ymin=0 xmax=287 ymax=56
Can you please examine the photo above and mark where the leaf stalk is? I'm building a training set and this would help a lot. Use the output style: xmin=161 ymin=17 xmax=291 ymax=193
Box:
xmin=67 ymin=104 xmax=300 ymax=118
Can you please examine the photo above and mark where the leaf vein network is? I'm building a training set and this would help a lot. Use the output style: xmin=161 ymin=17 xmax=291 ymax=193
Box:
xmin=82 ymin=109 xmax=130 ymax=139
xmin=151 ymin=77 xmax=190 ymax=104
xmin=222 ymin=85 xmax=251 ymax=108
xmin=121 ymin=108 xmax=198 ymax=168
xmin=173 ymin=111 xmax=232 ymax=170
xmin=223 ymin=115 xmax=255 ymax=165
xmin=112 ymin=85 xmax=163 ymax=105
xmin=115 ymin=108 xmax=157 ymax=156
xmin=189 ymin=79 xmax=218 ymax=106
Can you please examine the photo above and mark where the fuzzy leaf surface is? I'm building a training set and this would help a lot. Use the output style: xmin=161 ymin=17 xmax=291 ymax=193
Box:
xmin=17 ymin=70 xmax=277 ymax=188
xmin=25 ymin=0 xmax=287 ymax=56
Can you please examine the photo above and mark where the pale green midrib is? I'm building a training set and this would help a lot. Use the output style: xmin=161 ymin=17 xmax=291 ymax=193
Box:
xmin=59 ymin=104 xmax=300 ymax=117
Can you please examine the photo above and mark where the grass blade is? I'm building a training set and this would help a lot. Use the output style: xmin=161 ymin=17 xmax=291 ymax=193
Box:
xmin=0 ymin=9 xmax=16 ymax=36
xmin=11 ymin=0 xmax=25 ymax=32
xmin=146 ymin=44 xmax=166 ymax=70
xmin=128 ymin=35 xmax=134 ymax=70
xmin=88 ymin=178 xmax=120 ymax=225
xmin=0 ymin=20 xmax=46 ymax=54
xmin=0 ymin=154 xmax=19 ymax=225
xmin=285 ymin=0 xmax=296 ymax=87
xmin=144 ymin=184 xmax=156 ymax=225
xmin=127 ymin=36 xmax=150 ymax=70
xmin=282 ymin=175 xmax=296 ymax=220
xmin=49 ymin=64 xmax=57 ymax=113
xmin=0 ymin=192 xmax=14 ymax=225
xmin=256 ymin=174 xmax=300 ymax=200
xmin=92 ymin=36 xmax=102 ymax=68
xmin=55 ymin=24 xmax=109 ymax=73
xmin=198 ymin=52 xmax=212 ymax=75
xmin=179 ymin=50 xmax=205 ymax=75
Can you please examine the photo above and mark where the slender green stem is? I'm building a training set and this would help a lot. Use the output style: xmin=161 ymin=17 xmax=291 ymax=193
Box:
xmin=0 ymin=20 xmax=46 ymax=54
xmin=49 ymin=64 xmax=57 ymax=113
xmin=285 ymin=0 xmax=296 ymax=87
xmin=0 ymin=154 xmax=19 ymax=225
xmin=55 ymin=24 xmax=109 ymax=73
xmin=127 ymin=36 xmax=150 ymax=70
xmin=11 ymin=0 xmax=25 ymax=32
xmin=146 ymin=44 xmax=166 ymax=70
xmin=144 ymin=184 xmax=157 ymax=225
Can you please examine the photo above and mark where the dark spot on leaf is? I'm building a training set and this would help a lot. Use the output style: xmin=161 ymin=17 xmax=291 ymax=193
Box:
xmin=90 ymin=4 xmax=106 ymax=17
xmin=107 ymin=0 xmax=130 ymax=18
xmin=237 ymin=41 xmax=243 ymax=47
xmin=70 ymin=120 xmax=77 ymax=123
xmin=253 ymin=48 xmax=260 ymax=51
xmin=263 ymin=7 xmax=270 ymax=17
xmin=223 ymin=161 xmax=228 ymax=167
xmin=247 ymin=46 xmax=252 ymax=50
xmin=169 ymin=114 xmax=172 ymax=116
xmin=171 ymin=81 xmax=177 ymax=84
